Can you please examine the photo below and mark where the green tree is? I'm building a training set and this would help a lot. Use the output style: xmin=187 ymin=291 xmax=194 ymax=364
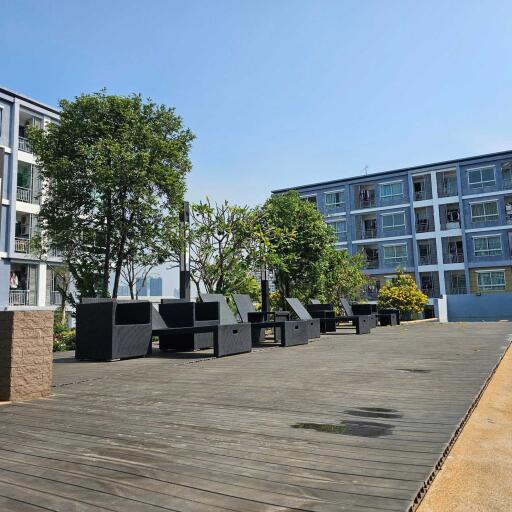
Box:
xmin=322 ymin=247 xmax=369 ymax=307
xmin=177 ymin=199 xmax=266 ymax=297
xmin=377 ymin=269 xmax=428 ymax=316
xmin=28 ymin=90 xmax=194 ymax=298
xmin=263 ymin=191 xmax=335 ymax=305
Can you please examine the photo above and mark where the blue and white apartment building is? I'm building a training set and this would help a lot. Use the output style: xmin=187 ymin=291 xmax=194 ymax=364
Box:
xmin=273 ymin=150 xmax=512 ymax=302
xmin=0 ymin=87 xmax=62 ymax=309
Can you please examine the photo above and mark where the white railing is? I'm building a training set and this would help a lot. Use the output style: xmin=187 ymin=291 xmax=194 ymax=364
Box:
xmin=14 ymin=237 xmax=30 ymax=253
xmin=9 ymin=290 xmax=36 ymax=306
xmin=16 ymin=186 xmax=32 ymax=203
xmin=49 ymin=246 xmax=62 ymax=258
xmin=18 ymin=137 xmax=32 ymax=153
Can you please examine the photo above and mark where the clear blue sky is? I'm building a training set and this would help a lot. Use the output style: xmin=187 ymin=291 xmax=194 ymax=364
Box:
xmin=2 ymin=0 xmax=512 ymax=205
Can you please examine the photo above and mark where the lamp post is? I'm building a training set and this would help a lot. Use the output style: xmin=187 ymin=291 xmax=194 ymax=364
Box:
xmin=179 ymin=201 xmax=191 ymax=301
xmin=261 ymin=262 xmax=269 ymax=320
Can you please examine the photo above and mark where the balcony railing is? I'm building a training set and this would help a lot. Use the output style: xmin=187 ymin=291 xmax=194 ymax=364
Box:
xmin=444 ymin=252 xmax=464 ymax=263
xmin=356 ymin=228 xmax=377 ymax=239
xmin=16 ymin=186 xmax=33 ymax=203
xmin=440 ymin=219 xmax=461 ymax=230
xmin=502 ymin=178 xmax=512 ymax=190
xmin=18 ymin=137 xmax=32 ymax=153
xmin=438 ymin=181 xmax=458 ymax=198
xmin=421 ymin=286 xmax=440 ymax=298
xmin=9 ymin=290 xmax=37 ymax=306
xmin=363 ymin=289 xmax=379 ymax=300
xmin=365 ymin=258 xmax=379 ymax=269
xmin=356 ymin=198 xmax=376 ymax=209
xmin=446 ymin=286 xmax=467 ymax=295
xmin=49 ymin=290 xmax=62 ymax=306
xmin=418 ymin=254 xmax=436 ymax=265
xmin=335 ymin=232 xmax=347 ymax=243
xmin=14 ymin=237 xmax=30 ymax=254
xmin=383 ymin=257 xmax=408 ymax=267
xmin=49 ymin=246 xmax=62 ymax=258
xmin=413 ymin=189 xmax=432 ymax=201
xmin=415 ymin=219 xmax=434 ymax=232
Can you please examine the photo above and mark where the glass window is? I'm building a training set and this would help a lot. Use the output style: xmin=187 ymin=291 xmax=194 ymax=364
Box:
xmin=383 ymin=244 xmax=408 ymax=263
xmin=470 ymin=201 xmax=499 ymax=223
xmin=301 ymin=195 xmax=317 ymax=205
xmin=382 ymin=212 xmax=406 ymax=230
xmin=502 ymin=161 xmax=512 ymax=188
xmin=473 ymin=235 xmax=502 ymax=257
xmin=477 ymin=271 xmax=506 ymax=291
xmin=149 ymin=277 xmax=163 ymax=296
xmin=380 ymin=182 xmax=403 ymax=199
xmin=325 ymin=190 xmax=345 ymax=208
xmin=467 ymin=167 xmax=496 ymax=189
xmin=329 ymin=220 xmax=346 ymax=243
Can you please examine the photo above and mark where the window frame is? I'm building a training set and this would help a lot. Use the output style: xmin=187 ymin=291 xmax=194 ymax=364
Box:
xmin=327 ymin=219 xmax=347 ymax=243
xmin=381 ymin=211 xmax=406 ymax=230
xmin=324 ymin=189 xmax=345 ymax=208
xmin=473 ymin=234 xmax=503 ymax=257
xmin=383 ymin=243 xmax=408 ymax=263
xmin=379 ymin=180 xmax=404 ymax=200
xmin=470 ymin=200 xmax=499 ymax=223
xmin=467 ymin=165 xmax=496 ymax=189
xmin=476 ymin=270 xmax=506 ymax=291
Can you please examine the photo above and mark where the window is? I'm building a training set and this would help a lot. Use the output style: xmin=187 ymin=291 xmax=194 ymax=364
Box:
xmin=473 ymin=235 xmax=502 ymax=257
xmin=149 ymin=277 xmax=163 ymax=296
xmin=470 ymin=201 xmax=499 ymax=223
xmin=325 ymin=190 xmax=345 ymax=208
xmin=467 ymin=166 xmax=496 ymax=189
xmin=383 ymin=244 xmax=408 ymax=264
xmin=380 ymin=181 xmax=403 ymax=200
xmin=477 ymin=270 xmax=506 ymax=291
xmin=382 ymin=212 xmax=405 ymax=231
xmin=329 ymin=220 xmax=346 ymax=243
xmin=301 ymin=195 xmax=317 ymax=205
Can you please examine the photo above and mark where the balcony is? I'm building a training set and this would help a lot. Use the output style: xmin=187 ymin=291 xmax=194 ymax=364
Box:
xmin=437 ymin=171 xmax=458 ymax=198
xmin=445 ymin=271 xmax=467 ymax=295
xmin=356 ymin=227 xmax=377 ymax=240
xmin=9 ymin=290 xmax=37 ymax=306
xmin=18 ymin=136 xmax=32 ymax=153
xmin=49 ymin=290 xmax=62 ymax=306
xmin=443 ymin=237 xmax=464 ymax=264
xmin=439 ymin=204 xmax=461 ymax=230
xmin=420 ymin=272 xmax=440 ymax=298
xmin=355 ymin=186 xmax=376 ymax=209
xmin=49 ymin=246 xmax=63 ymax=258
xmin=14 ymin=237 xmax=30 ymax=254
xmin=365 ymin=257 xmax=379 ymax=269
xmin=412 ymin=175 xmax=433 ymax=201
xmin=383 ymin=257 xmax=408 ymax=267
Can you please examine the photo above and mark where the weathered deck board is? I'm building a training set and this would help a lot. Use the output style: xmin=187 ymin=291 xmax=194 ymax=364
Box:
xmin=0 ymin=322 xmax=509 ymax=511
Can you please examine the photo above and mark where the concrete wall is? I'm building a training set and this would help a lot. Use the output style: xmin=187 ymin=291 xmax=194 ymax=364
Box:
xmin=447 ymin=293 xmax=512 ymax=321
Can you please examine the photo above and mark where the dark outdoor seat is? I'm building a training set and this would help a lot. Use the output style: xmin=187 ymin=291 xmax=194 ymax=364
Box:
xmin=76 ymin=299 xmax=153 ymax=361
xmin=344 ymin=299 xmax=398 ymax=326
xmin=285 ymin=298 xmax=322 ymax=339
xmin=232 ymin=293 xmax=309 ymax=345
xmin=153 ymin=300 xmax=252 ymax=358
xmin=203 ymin=293 xmax=308 ymax=348
xmin=158 ymin=299 xmax=216 ymax=351
xmin=304 ymin=300 xmax=372 ymax=335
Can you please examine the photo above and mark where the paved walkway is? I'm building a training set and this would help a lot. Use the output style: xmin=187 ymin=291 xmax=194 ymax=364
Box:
xmin=0 ymin=322 xmax=510 ymax=511
xmin=417 ymin=330 xmax=512 ymax=512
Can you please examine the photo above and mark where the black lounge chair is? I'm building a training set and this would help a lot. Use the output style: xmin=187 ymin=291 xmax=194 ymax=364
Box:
xmin=203 ymin=293 xmax=308 ymax=347
xmin=285 ymin=298 xmax=321 ymax=339
xmin=76 ymin=299 xmax=153 ymax=361
xmin=342 ymin=298 xmax=398 ymax=326
xmin=152 ymin=300 xmax=252 ymax=358
xmin=304 ymin=300 xmax=372 ymax=335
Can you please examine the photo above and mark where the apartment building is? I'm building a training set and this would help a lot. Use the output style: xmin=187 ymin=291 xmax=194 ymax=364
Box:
xmin=0 ymin=87 xmax=62 ymax=309
xmin=272 ymin=150 xmax=512 ymax=302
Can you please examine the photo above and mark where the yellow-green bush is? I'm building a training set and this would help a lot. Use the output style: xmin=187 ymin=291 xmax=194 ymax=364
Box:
xmin=377 ymin=270 xmax=427 ymax=316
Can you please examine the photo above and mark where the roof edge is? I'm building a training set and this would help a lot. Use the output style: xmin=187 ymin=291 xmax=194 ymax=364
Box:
xmin=0 ymin=85 xmax=60 ymax=116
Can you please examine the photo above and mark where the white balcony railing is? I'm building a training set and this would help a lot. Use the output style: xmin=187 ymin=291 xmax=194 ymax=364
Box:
xmin=14 ymin=237 xmax=30 ymax=253
xmin=9 ymin=290 xmax=37 ymax=306
xmin=18 ymin=137 xmax=32 ymax=153
xmin=49 ymin=290 xmax=62 ymax=306
xmin=16 ymin=186 xmax=32 ymax=203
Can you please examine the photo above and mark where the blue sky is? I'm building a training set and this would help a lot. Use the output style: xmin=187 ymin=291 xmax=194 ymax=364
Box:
xmin=2 ymin=0 xmax=512 ymax=206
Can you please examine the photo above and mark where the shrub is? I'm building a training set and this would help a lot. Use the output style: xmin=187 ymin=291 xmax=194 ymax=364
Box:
xmin=53 ymin=322 xmax=76 ymax=352
xmin=377 ymin=270 xmax=428 ymax=317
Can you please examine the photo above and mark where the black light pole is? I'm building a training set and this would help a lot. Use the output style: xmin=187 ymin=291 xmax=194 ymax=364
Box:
xmin=179 ymin=201 xmax=191 ymax=301
xmin=261 ymin=262 xmax=269 ymax=321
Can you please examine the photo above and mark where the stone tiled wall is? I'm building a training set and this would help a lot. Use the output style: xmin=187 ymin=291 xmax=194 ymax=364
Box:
xmin=0 ymin=310 xmax=53 ymax=401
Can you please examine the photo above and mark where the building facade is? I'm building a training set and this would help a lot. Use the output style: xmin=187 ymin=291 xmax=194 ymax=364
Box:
xmin=272 ymin=150 xmax=512 ymax=301
xmin=0 ymin=87 xmax=62 ymax=309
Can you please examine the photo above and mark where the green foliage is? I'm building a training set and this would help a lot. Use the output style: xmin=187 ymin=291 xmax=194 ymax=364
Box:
xmin=180 ymin=199 xmax=267 ymax=297
xmin=377 ymin=269 xmax=428 ymax=315
xmin=322 ymin=247 xmax=370 ymax=306
xmin=262 ymin=191 xmax=335 ymax=305
xmin=53 ymin=322 xmax=76 ymax=352
xmin=28 ymin=90 xmax=194 ymax=298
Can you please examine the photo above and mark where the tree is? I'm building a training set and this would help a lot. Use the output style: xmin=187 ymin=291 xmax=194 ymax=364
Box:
xmin=322 ymin=247 xmax=369 ymax=307
xmin=28 ymin=90 xmax=194 ymax=298
xmin=263 ymin=191 xmax=335 ymax=306
xmin=377 ymin=269 xmax=428 ymax=316
xmin=175 ymin=199 xmax=266 ymax=297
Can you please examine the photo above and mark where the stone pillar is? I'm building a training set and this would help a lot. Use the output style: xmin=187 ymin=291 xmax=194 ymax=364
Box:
xmin=0 ymin=310 xmax=53 ymax=402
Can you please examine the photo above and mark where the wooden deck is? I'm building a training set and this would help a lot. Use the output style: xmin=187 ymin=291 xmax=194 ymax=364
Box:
xmin=0 ymin=321 xmax=510 ymax=512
